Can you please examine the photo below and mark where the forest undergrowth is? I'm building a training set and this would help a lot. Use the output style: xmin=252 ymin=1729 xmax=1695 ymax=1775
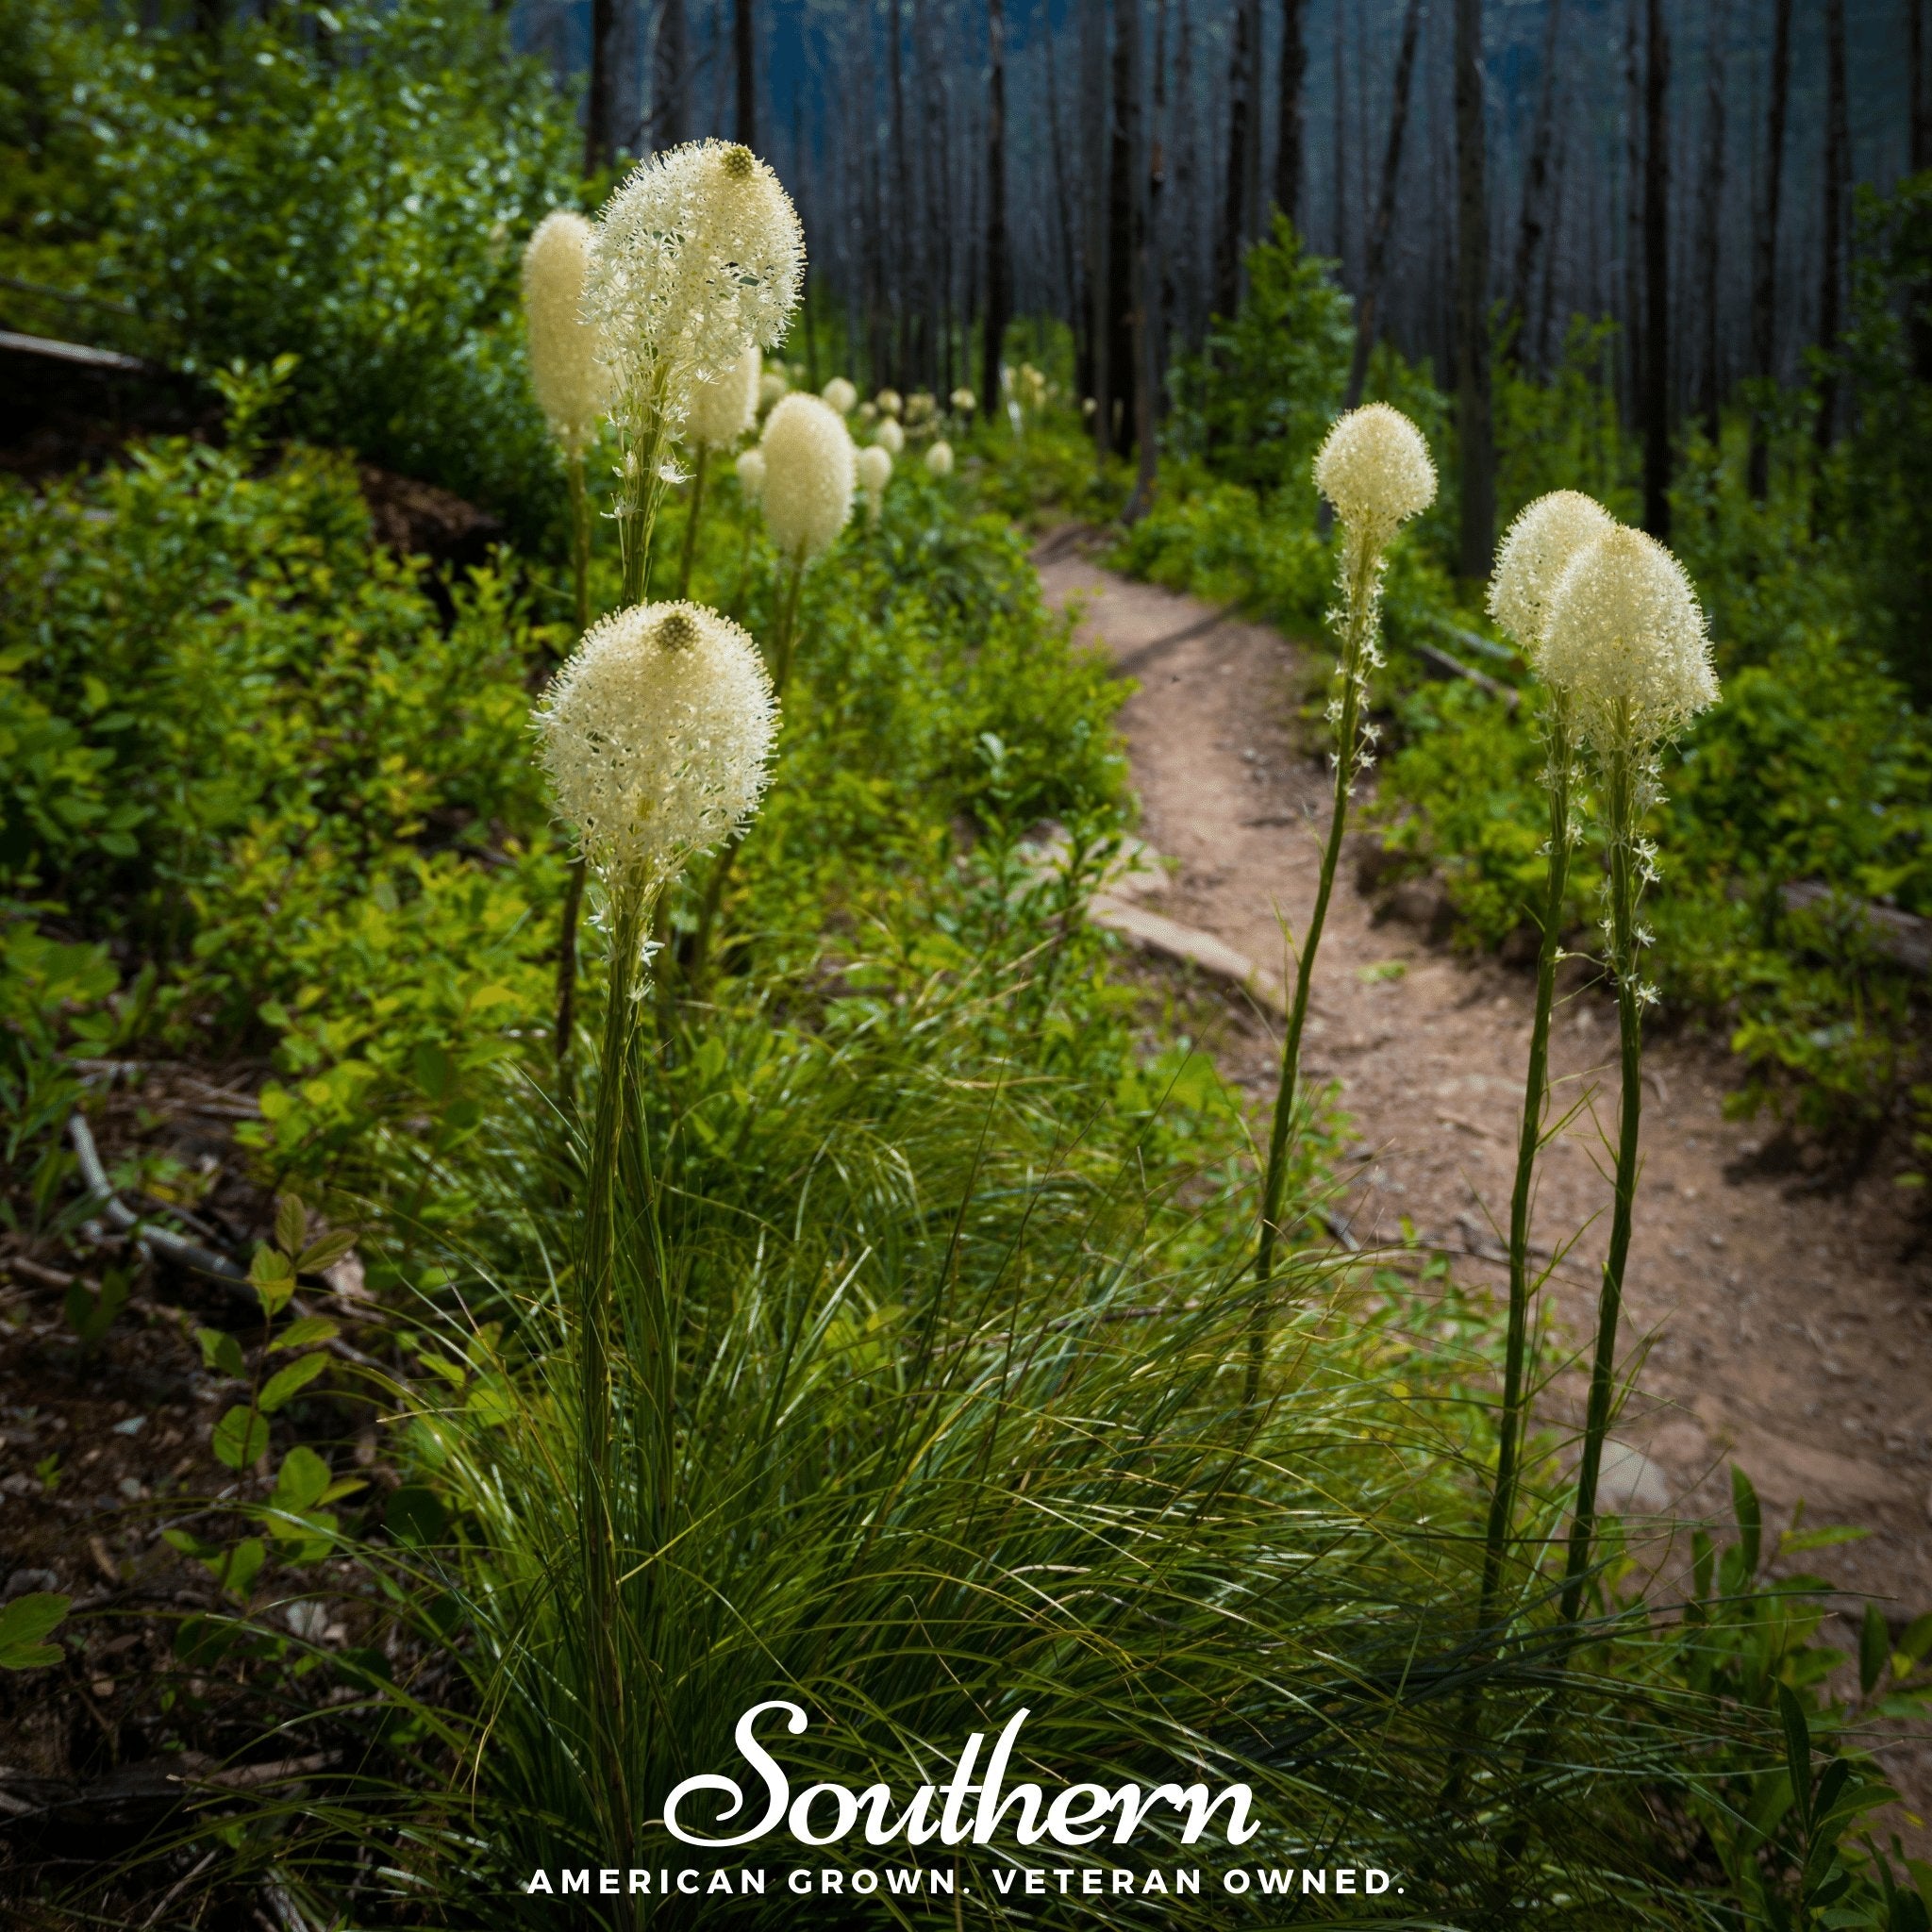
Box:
xmin=1 ymin=4 xmax=1931 ymax=1928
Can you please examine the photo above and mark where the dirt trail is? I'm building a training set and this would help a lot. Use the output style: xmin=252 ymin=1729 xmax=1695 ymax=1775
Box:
xmin=1037 ymin=530 xmax=1932 ymax=1648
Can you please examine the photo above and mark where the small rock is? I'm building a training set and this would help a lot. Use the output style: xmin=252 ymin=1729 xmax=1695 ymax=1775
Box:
xmin=4 ymin=1568 xmax=59 ymax=1600
xmin=1596 ymin=1441 xmax=1672 ymax=1516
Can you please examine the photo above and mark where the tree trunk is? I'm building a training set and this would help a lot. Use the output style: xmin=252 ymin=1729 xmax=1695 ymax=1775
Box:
xmin=1622 ymin=0 xmax=1643 ymax=425
xmin=1694 ymin=0 xmax=1728 ymax=437
xmin=1107 ymin=0 xmax=1138 ymax=453
xmin=890 ymin=0 xmax=909 ymax=386
xmin=1815 ymin=0 xmax=1849 ymax=450
xmin=1914 ymin=0 xmax=1930 ymax=175
xmin=1343 ymin=0 xmax=1424 ymax=408
xmin=982 ymin=0 xmax=1010 ymax=424
xmin=1044 ymin=20 xmax=1083 ymax=350
xmin=1747 ymin=0 xmax=1793 ymax=499
xmin=1454 ymin=0 xmax=1494 ymax=579
xmin=1640 ymin=0 xmax=1671 ymax=538
xmin=1507 ymin=0 xmax=1565 ymax=368
xmin=1082 ymin=0 xmax=1111 ymax=453
xmin=1274 ymin=0 xmax=1307 ymax=230
xmin=655 ymin=0 xmax=688 ymax=146
xmin=735 ymin=0 xmax=757 ymax=150
xmin=1331 ymin=0 xmax=1346 ymax=264
xmin=1241 ymin=0 xmax=1264 ymax=253
xmin=586 ymin=0 xmax=621 ymax=174
xmin=1122 ymin=0 xmax=1160 ymax=517
xmin=1213 ymin=0 xmax=1254 ymax=318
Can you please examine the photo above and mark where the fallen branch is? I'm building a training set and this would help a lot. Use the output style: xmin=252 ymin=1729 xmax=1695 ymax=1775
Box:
xmin=68 ymin=1113 xmax=249 ymax=1287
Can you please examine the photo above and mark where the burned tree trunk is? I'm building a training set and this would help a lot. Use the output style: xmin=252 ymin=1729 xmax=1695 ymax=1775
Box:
xmin=1107 ymin=0 xmax=1138 ymax=453
xmin=736 ymin=0 xmax=757 ymax=150
xmin=1507 ymin=0 xmax=1565 ymax=368
xmin=655 ymin=0 xmax=689 ymax=147
xmin=1345 ymin=0 xmax=1424 ymax=408
xmin=982 ymin=0 xmax=1011 ymax=422
xmin=1815 ymin=0 xmax=1849 ymax=450
xmin=1641 ymin=0 xmax=1671 ymax=538
xmin=1694 ymin=0 xmax=1728 ymax=437
xmin=1213 ymin=0 xmax=1255 ymax=318
xmin=1274 ymin=0 xmax=1307 ymax=230
xmin=1748 ymin=0 xmax=1793 ymax=499
xmin=1454 ymin=0 xmax=1494 ymax=578
xmin=1082 ymin=0 xmax=1110 ymax=451
xmin=586 ymin=0 xmax=622 ymax=175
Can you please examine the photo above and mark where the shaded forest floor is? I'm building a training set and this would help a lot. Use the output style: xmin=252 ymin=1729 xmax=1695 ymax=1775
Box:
xmin=1036 ymin=526 xmax=1932 ymax=1814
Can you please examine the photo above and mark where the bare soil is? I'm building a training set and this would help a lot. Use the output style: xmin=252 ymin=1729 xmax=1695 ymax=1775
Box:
xmin=1037 ymin=529 xmax=1932 ymax=1804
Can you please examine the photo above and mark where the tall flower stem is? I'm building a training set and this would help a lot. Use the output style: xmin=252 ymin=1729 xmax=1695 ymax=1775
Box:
xmin=687 ymin=553 xmax=805 ymax=984
xmin=577 ymin=880 xmax=648 ymax=1874
xmin=1558 ymin=736 xmax=1641 ymax=1627
xmin=555 ymin=456 xmax=593 ymax=1076
xmin=1246 ymin=535 xmax=1378 ymax=1406
xmin=616 ymin=383 xmax=675 ymax=606
xmin=1442 ymin=705 xmax=1575 ymax=1803
xmin=676 ymin=444 xmax=709 ymax=598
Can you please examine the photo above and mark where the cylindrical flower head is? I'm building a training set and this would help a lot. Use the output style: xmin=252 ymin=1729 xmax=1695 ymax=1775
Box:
xmin=875 ymin=418 xmax=905 ymax=456
xmin=1489 ymin=491 xmax=1618 ymax=660
xmin=585 ymin=141 xmax=804 ymax=440
xmin=735 ymin=446 xmax=766 ymax=503
xmin=1540 ymin=526 xmax=1719 ymax=754
xmin=687 ymin=344 xmax=760 ymax=451
xmin=821 ymin=376 xmax=858 ymax=415
xmin=1313 ymin=403 xmax=1437 ymax=541
xmin=536 ymin=601 xmax=776 ymax=893
xmin=950 ymin=387 xmax=975 ymax=415
xmin=759 ymin=391 xmax=855 ymax=561
xmin=924 ymin=439 xmax=955 ymax=477
xmin=521 ymin=210 xmax=604 ymax=455
xmin=875 ymin=388 xmax=903 ymax=419
xmin=758 ymin=369 xmax=789 ymax=411
xmin=857 ymin=442 xmax=892 ymax=516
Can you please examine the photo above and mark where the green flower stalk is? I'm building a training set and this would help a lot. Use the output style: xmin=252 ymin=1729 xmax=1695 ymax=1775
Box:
xmin=1248 ymin=404 xmax=1435 ymax=1404
xmin=1537 ymin=525 xmax=1717 ymax=1626
xmin=1473 ymin=491 xmax=1618 ymax=1639
xmin=522 ymin=209 xmax=605 ymax=1073
xmin=532 ymin=601 xmax=776 ymax=1864
xmin=688 ymin=391 xmax=853 ymax=980
xmin=676 ymin=344 xmax=760 ymax=598
xmin=585 ymin=141 xmax=804 ymax=606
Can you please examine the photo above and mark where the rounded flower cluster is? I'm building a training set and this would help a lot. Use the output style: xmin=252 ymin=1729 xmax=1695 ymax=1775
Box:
xmin=760 ymin=392 xmax=855 ymax=562
xmin=585 ymin=141 xmax=804 ymax=441
xmin=521 ymin=210 xmax=604 ymax=456
xmin=758 ymin=369 xmax=789 ymax=411
xmin=875 ymin=388 xmax=903 ymax=419
xmin=857 ymin=443 xmax=892 ymax=522
xmin=950 ymin=387 xmax=975 ymax=416
xmin=924 ymin=439 xmax=954 ymax=477
xmin=687 ymin=344 xmax=760 ymax=451
xmin=1541 ymin=526 xmax=1718 ymax=756
xmin=875 ymin=418 xmax=905 ymax=457
xmin=1313 ymin=404 xmax=1437 ymax=541
xmin=735 ymin=447 xmax=767 ymax=503
xmin=821 ymin=376 xmax=858 ymax=416
xmin=1490 ymin=491 xmax=1617 ymax=659
xmin=536 ymin=601 xmax=776 ymax=892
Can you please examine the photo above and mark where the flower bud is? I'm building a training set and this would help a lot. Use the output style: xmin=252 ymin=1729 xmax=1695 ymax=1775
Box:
xmin=687 ymin=344 xmax=760 ymax=452
xmin=521 ymin=210 xmax=604 ymax=455
xmin=759 ymin=391 xmax=855 ymax=562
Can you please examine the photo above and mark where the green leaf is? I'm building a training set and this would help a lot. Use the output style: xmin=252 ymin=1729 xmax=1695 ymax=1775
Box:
xmin=1860 ymin=1603 xmax=1890 ymax=1697
xmin=1778 ymin=1682 xmax=1813 ymax=1832
xmin=249 ymin=1243 xmax=295 ymax=1316
xmin=411 ymin=1041 xmax=454 ymax=1104
xmin=271 ymin=1444 xmax=332 ymax=1513
xmin=384 ymin=1486 xmax=447 ymax=1547
xmin=464 ymin=1375 xmax=516 ymax=1425
xmin=0 ymin=1592 xmax=71 ymax=1671
xmin=270 ymin=1315 xmax=339 ymax=1354
xmin=275 ymin=1194 xmax=308 ymax=1256
xmin=1897 ymin=1612 xmax=1932 ymax=1669
xmin=174 ymin=1614 xmax=233 ymax=1667
xmin=1731 ymin=1464 xmax=1762 ymax=1578
xmin=1779 ymin=1524 xmax=1869 ymax=1556
xmin=212 ymin=1404 xmax=269 ymax=1470
xmin=258 ymin=1351 xmax=328 ymax=1414
xmin=195 ymin=1326 xmax=248 ymax=1378
xmin=220 ymin=1539 xmax=265 ymax=1603
xmin=162 ymin=1527 xmax=221 ymax=1563
xmin=294 ymin=1230 xmax=357 ymax=1276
